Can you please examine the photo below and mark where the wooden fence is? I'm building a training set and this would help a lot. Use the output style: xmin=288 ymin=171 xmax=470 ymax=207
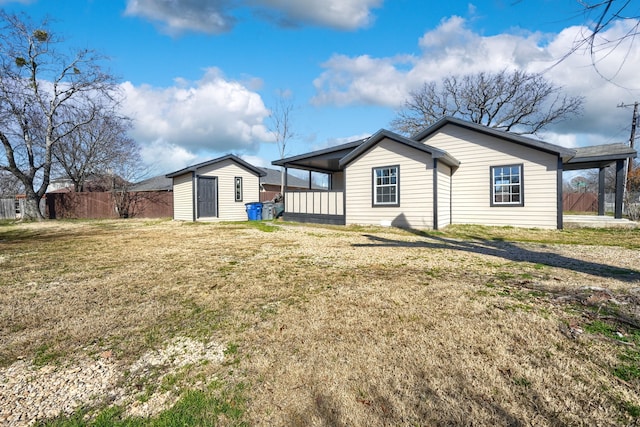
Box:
xmin=46 ymin=191 xmax=173 ymax=219
xmin=563 ymin=192 xmax=598 ymax=212
xmin=0 ymin=198 xmax=17 ymax=219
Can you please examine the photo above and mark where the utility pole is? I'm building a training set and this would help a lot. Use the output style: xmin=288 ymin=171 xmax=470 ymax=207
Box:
xmin=618 ymin=101 xmax=638 ymax=194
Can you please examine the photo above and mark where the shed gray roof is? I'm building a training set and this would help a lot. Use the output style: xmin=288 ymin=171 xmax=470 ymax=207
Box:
xmin=166 ymin=154 xmax=267 ymax=178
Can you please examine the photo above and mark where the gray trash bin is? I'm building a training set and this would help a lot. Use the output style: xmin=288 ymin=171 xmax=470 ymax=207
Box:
xmin=273 ymin=202 xmax=285 ymax=218
xmin=262 ymin=202 xmax=274 ymax=220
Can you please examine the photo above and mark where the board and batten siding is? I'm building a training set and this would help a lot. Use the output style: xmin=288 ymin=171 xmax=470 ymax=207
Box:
xmin=345 ymin=138 xmax=434 ymax=229
xmin=436 ymin=161 xmax=451 ymax=229
xmin=423 ymin=125 xmax=559 ymax=228
xmin=172 ymin=173 xmax=194 ymax=221
xmin=196 ymin=159 xmax=261 ymax=221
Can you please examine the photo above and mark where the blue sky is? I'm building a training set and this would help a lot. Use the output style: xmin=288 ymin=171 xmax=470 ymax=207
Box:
xmin=2 ymin=0 xmax=639 ymax=175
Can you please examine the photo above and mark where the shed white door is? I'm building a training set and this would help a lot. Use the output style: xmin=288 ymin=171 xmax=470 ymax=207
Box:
xmin=197 ymin=177 xmax=217 ymax=218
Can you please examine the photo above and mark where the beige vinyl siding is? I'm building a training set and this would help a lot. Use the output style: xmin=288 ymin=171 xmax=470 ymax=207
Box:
xmin=197 ymin=159 xmax=260 ymax=221
xmin=172 ymin=173 xmax=194 ymax=221
xmin=345 ymin=138 xmax=433 ymax=229
xmin=436 ymin=161 xmax=451 ymax=229
xmin=423 ymin=125 xmax=559 ymax=228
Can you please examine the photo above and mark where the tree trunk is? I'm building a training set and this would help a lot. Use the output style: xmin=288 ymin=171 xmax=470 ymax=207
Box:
xmin=21 ymin=190 xmax=44 ymax=220
xmin=280 ymin=167 xmax=285 ymax=195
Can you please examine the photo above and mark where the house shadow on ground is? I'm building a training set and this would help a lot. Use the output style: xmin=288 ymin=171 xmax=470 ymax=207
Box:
xmin=353 ymin=215 xmax=640 ymax=283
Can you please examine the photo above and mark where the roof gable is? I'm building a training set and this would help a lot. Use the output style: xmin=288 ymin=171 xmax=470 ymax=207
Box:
xmin=338 ymin=129 xmax=460 ymax=169
xmin=166 ymin=154 xmax=267 ymax=178
xmin=413 ymin=116 xmax=576 ymax=160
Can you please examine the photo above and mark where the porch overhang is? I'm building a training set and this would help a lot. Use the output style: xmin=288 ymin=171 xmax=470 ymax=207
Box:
xmin=562 ymin=143 xmax=637 ymax=220
xmin=271 ymin=139 xmax=366 ymax=173
xmin=563 ymin=143 xmax=636 ymax=171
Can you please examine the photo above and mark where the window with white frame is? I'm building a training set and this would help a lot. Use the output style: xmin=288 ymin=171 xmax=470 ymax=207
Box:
xmin=491 ymin=164 xmax=523 ymax=206
xmin=372 ymin=165 xmax=399 ymax=206
xmin=234 ymin=177 xmax=243 ymax=202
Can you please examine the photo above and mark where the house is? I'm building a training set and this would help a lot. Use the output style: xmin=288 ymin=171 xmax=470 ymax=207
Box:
xmin=166 ymin=154 xmax=266 ymax=221
xmin=259 ymin=167 xmax=318 ymax=192
xmin=130 ymin=175 xmax=173 ymax=192
xmin=258 ymin=167 xmax=326 ymax=201
xmin=272 ymin=117 xmax=637 ymax=230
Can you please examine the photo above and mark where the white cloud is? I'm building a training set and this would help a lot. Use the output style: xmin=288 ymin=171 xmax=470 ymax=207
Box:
xmin=240 ymin=155 xmax=270 ymax=168
xmin=121 ymin=67 xmax=273 ymax=172
xmin=312 ymin=132 xmax=371 ymax=151
xmin=140 ymin=140 xmax=198 ymax=173
xmin=250 ymin=0 xmax=381 ymax=30
xmin=124 ymin=0 xmax=235 ymax=34
xmin=312 ymin=54 xmax=412 ymax=107
xmin=124 ymin=0 xmax=382 ymax=34
xmin=312 ymin=16 xmax=640 ymax=144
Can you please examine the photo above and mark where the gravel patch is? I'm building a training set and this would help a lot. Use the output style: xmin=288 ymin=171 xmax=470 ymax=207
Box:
xmin=0 ymin=337 xmax=225 ymax=426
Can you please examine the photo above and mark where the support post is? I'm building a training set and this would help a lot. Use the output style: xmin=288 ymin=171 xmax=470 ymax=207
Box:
xmin=615 ymin=159 xmax=625 ymax=219
xmin=557 ymin=158 xmax=563 ymax=229
xmin=598 ymin=167 xmax=605 ymax=216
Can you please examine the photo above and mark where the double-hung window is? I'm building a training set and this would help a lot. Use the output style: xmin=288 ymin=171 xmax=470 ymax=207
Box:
xmin=234 ymin=177 xmax=243 ymax=202
xmin=491 ymin=164 xmax=523 ymax=206
xmin=373 ymin=165 xmax=399 ymax=206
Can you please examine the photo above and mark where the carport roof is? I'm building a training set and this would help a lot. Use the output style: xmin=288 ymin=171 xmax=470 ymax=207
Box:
xmin=271 ymin=139 xmax=366 ymax=172
xmin=564 ymin=143 xmax=637 ymax=171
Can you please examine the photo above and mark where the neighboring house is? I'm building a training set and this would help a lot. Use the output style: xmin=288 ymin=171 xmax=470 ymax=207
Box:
xmin=130 ymin=175 xmax=173 ymax=192
xmin=166 ymin=154 xmax=266 ymax=221
xmin=273 ymin=117 xmax=637 ymax=230
xmin=258 ymin=167 xmax=327 ymax=201
xmin=259 ymin=167 xmax=316 ymax=193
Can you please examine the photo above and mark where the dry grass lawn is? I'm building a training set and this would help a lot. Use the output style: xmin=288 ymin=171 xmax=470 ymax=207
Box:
xmin=1 ymin=218 xmax=639 ymax=426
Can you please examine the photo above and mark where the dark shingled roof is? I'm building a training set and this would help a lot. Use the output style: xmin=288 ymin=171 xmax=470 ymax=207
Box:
xmin=565 ymin=143 xmax=637 ymax=170
xmin=259 ymin=167 xmax=310 ymax=188
xmin=130 ymin=175 xmax=173 ymax=192
xmin=166 ymin=154 xmax=267 ymax=178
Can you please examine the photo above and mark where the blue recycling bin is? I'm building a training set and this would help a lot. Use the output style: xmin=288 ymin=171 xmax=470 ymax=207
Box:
xmin=245 ymin=202 xmax=263 ymax=220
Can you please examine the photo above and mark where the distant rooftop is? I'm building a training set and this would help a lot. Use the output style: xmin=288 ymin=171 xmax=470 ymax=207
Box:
xmin=130 ymin=175 xmax=173 ymax=192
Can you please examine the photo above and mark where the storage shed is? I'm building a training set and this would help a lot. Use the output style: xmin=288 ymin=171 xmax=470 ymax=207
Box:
xmin=166 ymin=154 xmax=266 ymax=221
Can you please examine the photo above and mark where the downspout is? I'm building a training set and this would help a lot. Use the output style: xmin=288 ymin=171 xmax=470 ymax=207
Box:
xmin=449 ymin=166 xmax=453 ymax=226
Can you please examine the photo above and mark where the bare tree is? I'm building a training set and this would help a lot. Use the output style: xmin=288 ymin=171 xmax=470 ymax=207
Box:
xmin=0 ymin=170 xmax=22 ymax=196
xmin=53 ymin=109 xmax=137 ymax=192
xmin=391 ymin=69 xmax=584 ymax=137
xmin=0 ymin=12 xmax=119 ymax=220
xmin=572 ymin=1 xmax=640 ymax=75
xmin=268 ymin=93 xmax=295 ymax=194
xmin=108 ymin=148 xmax=147 ymax=218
